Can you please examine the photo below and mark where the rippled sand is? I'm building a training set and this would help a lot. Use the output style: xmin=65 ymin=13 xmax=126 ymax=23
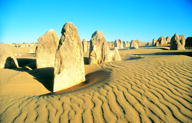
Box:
xmin=0 ymin=47 xmax=192 ymax=123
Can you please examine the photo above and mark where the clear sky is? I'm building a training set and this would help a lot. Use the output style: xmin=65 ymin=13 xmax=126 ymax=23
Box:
xmin=0 ymin=0 xmax=192 ymax=43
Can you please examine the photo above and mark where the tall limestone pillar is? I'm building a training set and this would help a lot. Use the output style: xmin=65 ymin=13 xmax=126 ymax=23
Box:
xmin=54 ymin=22 xmax=85 ymax=92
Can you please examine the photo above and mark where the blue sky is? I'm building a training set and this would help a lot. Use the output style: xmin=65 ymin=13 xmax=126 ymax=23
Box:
xmin=0 ymin=0 xmax=192 ymax=43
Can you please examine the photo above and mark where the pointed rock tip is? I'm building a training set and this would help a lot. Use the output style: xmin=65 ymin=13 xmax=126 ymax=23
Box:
xmin=61 ymin=22 xmax=77 ymax=34
xmin=92 ymin=30 xmax=104 ymax=37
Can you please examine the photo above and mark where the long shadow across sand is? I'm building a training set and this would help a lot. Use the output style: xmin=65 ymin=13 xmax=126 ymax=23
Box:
xmin=40 ymin=69 xmax=111 ymax=96
xmin=27 ymin=67 xmax=54 ymax=92
xmin=16 ymin=58 xmax=54 ymax=92
xmin=133 ymin=51 xmax=192 ymax=57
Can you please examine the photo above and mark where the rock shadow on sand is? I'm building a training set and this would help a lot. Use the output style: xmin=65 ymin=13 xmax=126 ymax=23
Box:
xmin=126 ymin=56 xmax=144 ymax=60
xmin=17 ymin=58 xmax=36 ymax=69
xmin=134 ymin=51 xmax=192 ymax=57
xmin=16 ymin=58 xmax=54 ymax=91
xmin=40 ymin=69 xmax=111 ymax=96
xmin=27 ymin=67 xmax=54 ymax=92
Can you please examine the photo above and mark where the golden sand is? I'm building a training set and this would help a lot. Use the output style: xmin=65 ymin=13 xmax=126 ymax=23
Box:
xmin=0 ymin=47 xmax=192 ymax=123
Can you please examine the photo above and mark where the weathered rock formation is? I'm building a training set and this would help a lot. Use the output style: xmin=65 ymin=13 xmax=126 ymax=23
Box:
xmin=170 ymin=34 xmax=185 ymax=50
xmin=108 ymin=42 xmax=115 ymax=49
xmin=54 ymin=22 xmax=85 ymax=92
xmin=0 ymin=56 xmax=18 ymax=69
xmin=185 ymin=37 xmax=192 ymax=49
xmin=113 ymin=47 xmax=121 ymax=61
xmin=0 ymin=44 xmax=18 ymax=69
xmin=125 ymin=41 xmax=130 ymax=48
xmin=89 ymin=31 xmax=110 ymax=64
xmin=130 ymin=40 xmax=140 ymax=49
xmin=36 ymin=30 xmax=59 ymax=68
xmin=82 ymin=39 xmax=90 ymax=55
xmin=114 ymin=39 xmax=124 ymax=49
xmin=152 ymin=39 xmax=157 ymax=46
xmin=155 ymin=36 xmax=167 ymax=46
xmin=166 ymin=37 xmax=171 ymax=44
xmin=89 ymin=31 xmax=121 ymax=64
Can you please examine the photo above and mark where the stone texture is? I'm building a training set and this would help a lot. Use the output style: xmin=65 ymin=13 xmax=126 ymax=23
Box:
xmin=170 ymin=34 xmax=185 ymax=50
xmin=125 ymin=41 xmax=130 ymax=48
xmin=89 ymin=30 xmax=110 ymax=64
xmin=0 ymin=44 xmax=18 ymax=69
xmin=113 ymin=47 xmax=121 ymax=61
xmin=130 ymin=40 xmax=140 ymax=49
xmin=0 ymin=56 xmax=18 ymax=69
xmin=155 ymin=36 xmax=167 ymax=46
xmin=36 ymin=30 xmax=59 ymax=68
xmin=166 ymin=37 xmax=171 ymax=44
xmin=123 ymin=41 xmax=126 ymax=48
xmin=108 ymin=42 xmax=115 ymax=49
xmin=82 ymin=39 xmax=90 ymax=55
xmin=185 ymin=37 xmax=192 ymax=49
xmin=54 ymin=22 xmax=85 ymax=92
xmin=152 ymin=39 xmax=157 ymax=46
xmin=114 ymin=39 xmax=124 ymax=49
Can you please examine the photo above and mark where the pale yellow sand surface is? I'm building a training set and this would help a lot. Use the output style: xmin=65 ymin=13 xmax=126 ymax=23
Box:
xmin=0 ymin=47 xmax=192 ymax=123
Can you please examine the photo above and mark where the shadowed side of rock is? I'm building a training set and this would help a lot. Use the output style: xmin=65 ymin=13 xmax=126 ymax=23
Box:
xmin=0 ymin=44 xmax=19 ymax=69
xmin=185 ymin=37 xmax=192 ymax=49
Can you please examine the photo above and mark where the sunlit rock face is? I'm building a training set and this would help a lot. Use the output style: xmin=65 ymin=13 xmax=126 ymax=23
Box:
xmin=82 ymin=39 xmax=90 ymax=55
xmin=156 ymin=36 xmax=167 ymax=46
xmin=124 ymin=41 xmax=130 ymax=48
xmin=89 ymin=30 xmax=110 ymax=64
xmin=166 ymin=37 xmax=171 ymax=44
xmin=170 ymin=34 xmax=186 ymax=50
xmin=114 ymin=39 xmax=124 ymax=49
xmin=54 ymin=22 xmax=85 ymax=92
xmin=108 ymin=42 xmax=115 ymax=49
xmin=89 ymin=31 xmax=121 ymax=64
xmin=130 ymin=40 xmax=140 ymax=49
xmin=36 ymin=30 xmax=59 ymax=68
xmin=113 ymin=47 xmax=121 ymax=61
xmin=152 ymin=39 xmax=157 ymax=46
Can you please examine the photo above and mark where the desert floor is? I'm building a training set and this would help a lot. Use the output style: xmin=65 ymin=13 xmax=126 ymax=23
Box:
xmin=0 ymin=47 xmax=192 ymax=123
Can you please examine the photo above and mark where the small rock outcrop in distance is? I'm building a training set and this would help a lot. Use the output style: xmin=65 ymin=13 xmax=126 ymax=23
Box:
xmin=0 ymin=44 xmax=18 ymax=69
xmin=114 ymin=39 xmax=124 ymax=49
xmin=125 ymin=41 xmax=130 ymax=48
xmin=170 ymin=34 xmax=186 ymax=50
xmin=0 ymin=56 xmax=18 ymax=69
xmin=185 ymin=37 xmax=192 ymax=49
xmin=89 ymin=30 xmax=110 ymax=64
xmin=36 ymin=30 xmax=59 ymax=68
xmin=105 ymin=47 xmax=122 ymax=62
xmin=130 ymin=40 xmax=140 ymax=49
xmin=54 ymin=22 xmax=85 ymax=92
xmin=146 ymin=42 xmax=152 ymax=46
xmin=113 ymin=47 xmax=121 ymax=61
xmin=166 ymin=37 xmax=171 ymax=44
xmin=155 ymin=36 xmax=167 ymax=46
xmin=82 ymin=39 xmax=90 ymax=55
xmin=123 ymin=41 xmax=126 ymax=48
xmin=152 ymin=39 xmax=157 ymax=46
xmin=89 ymin=31 xmax=121 ymax=64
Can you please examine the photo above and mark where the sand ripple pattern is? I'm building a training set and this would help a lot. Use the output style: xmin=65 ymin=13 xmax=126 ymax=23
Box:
xmin=0 ymin=55 xmax=192 ymax=123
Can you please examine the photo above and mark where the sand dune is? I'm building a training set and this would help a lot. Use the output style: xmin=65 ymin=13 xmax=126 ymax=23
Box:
xmin=0 ymin=47 xmax=192 ymax=123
